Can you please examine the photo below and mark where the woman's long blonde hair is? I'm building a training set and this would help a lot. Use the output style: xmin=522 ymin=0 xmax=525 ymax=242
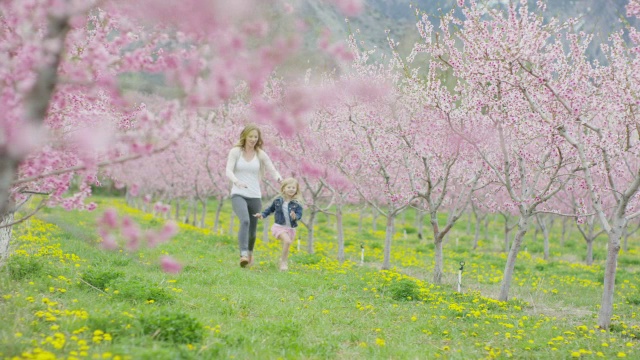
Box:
xmin=280 ymin=177 xmax=303 ymax=203
xmin=235 ymin=124 xmax=264 ymax=151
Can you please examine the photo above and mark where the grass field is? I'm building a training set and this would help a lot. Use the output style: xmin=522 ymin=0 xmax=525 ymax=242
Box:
xmin=0 ymin=196 xmax=638 ymax=359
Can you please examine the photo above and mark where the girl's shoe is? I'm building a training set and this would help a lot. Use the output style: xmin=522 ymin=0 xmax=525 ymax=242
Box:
xmin=240 ymin=256 xmax=249 ymax=267
xmin=248 ymin=254 xmax=254 ymax=267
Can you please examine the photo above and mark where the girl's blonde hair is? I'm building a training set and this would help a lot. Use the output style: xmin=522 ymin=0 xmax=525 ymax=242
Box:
xmin=235 ymin=124 xmax=264 ymax=151
xmin=280 ymin=177 xmax=303 ymax=202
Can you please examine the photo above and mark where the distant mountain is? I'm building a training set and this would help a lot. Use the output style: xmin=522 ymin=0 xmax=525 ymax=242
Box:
xmin=292 ymin=0 xmax=638 ymax=70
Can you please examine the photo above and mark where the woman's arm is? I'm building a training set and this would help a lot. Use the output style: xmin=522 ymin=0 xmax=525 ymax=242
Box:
xmin=259 ymin=150 xmax=282 ymax=182
xmin=225 ymin=148 xmax=240 ymax=183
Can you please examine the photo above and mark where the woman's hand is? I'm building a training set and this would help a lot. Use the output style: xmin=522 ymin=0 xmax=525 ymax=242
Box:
xmin=290 ymin=210 xmax=296 ymax=220
xmin=253 ymin=213 xmax=263 ymax=219
xmin=234 ymin=180 xmax=248 ymax=189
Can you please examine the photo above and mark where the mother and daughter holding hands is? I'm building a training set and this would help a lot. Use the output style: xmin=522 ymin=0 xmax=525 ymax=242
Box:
xmin=225 ymin=124 xmax=303 ymax=271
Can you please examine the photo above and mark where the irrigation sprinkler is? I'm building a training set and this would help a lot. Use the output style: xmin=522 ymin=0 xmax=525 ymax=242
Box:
xmin=457 ymin=261 xmax=465 ymax=293
xmin=360 ymin=242 xmax=365 ymax=266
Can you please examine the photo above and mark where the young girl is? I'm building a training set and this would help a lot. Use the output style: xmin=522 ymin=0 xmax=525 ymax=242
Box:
xmin=254 ymin=178 xmax=303 ymax=271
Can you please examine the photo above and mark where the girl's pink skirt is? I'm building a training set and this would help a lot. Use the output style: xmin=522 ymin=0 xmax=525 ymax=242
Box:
xmin=271 ymin=223 xmax=296 ymax=240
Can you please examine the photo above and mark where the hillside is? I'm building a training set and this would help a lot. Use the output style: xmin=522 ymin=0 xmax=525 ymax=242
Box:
xmin=294 ymin=0 xmax=638 ymax=68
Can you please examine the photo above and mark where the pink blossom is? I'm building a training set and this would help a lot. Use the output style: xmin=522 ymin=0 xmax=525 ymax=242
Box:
xmin=329 ymin=0 xmax=363 ymax=16
xmin=146 ymin=230 xmax=160 ymax=248
xmin=283 ymin=2 xmax=295 ymax=15
xmin=6 ymin=123 xmax=45 ymax=158
xmin=160 ymin=255 xmax=182 ymax=274
xmin=100 ymin=234 xmax=118 ymax=250
xmin=627 ymin=0 xmax=640 ymax=18
xmin=122 ymin=216 xmax=141 ymax=251
xmin=157 ymin=221 xmax=179 ymax=243
xmin=98 ymin=208 xmax=119 ymax=229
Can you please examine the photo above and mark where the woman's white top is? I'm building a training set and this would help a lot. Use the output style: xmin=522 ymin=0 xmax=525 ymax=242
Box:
xmin=231 ymin=154 xmax=261 ymax=198
xmin=226 ymin=147 xmax=281 ymax=198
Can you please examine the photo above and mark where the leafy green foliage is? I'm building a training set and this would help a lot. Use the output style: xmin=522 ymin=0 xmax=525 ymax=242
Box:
xmin=290 ymin=252 xmax=323 ymax=265
xmin=140 ymin=311 xmax=203 ymax=344
xmin=110 ymin=276 xmax=173 ymax=304
xmin=387 ymin=278 xmax=420 ymax=301
xmin=80 ymin=268 xmax=124 ymax=290
xmin=7 ymin=255 xmax=44 ymax=280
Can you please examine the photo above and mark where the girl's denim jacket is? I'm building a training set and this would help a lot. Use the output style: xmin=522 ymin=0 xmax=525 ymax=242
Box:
xmin=261 ymin=196 xmax=303 ymax=228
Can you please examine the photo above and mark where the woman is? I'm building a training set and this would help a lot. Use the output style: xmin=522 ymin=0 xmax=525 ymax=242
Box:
xmin=226 ymin=124 xmax=282 ymax=267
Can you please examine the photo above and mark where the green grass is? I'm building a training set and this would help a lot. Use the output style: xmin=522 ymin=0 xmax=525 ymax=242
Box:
xmin=0 ymin=196 xmax=638 ymax=359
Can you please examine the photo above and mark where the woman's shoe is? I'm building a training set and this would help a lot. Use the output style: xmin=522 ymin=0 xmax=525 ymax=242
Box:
xmin=240 ymin=256 xmax=249 ymax=267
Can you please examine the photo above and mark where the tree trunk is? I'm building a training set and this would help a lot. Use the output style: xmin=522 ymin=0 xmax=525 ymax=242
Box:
xmin=382 ymin=214 xmax=395 ymax=270
xmin=336 ymin=206 xmax=345 ymax=264
xmin=174 ymin=200 xmax=180 ymax=221
xmin=433 ymin=237 xmax=444 ymax=284
xmin=623 ymin=230 xmax=629 ymax=252
xmin=416 ymin=210 xmax=424 ymax=240
xmin=537 ymin=215 xmax=550 ymax=261
xmin=372 ymin=211 xmax=378 ymax=232
xmin=484 ymin=216 xmax=490 ymax=241
xmin=586 ymin=239 xmax=594 ymax=266
xmin=199 ymin=198 xmax=206 ymax=228
xmin=228 ymin=211 xmax=235 ymax=236
xmin=0 ymin=212 xmax=14 ymax=264
xmin=543 ymin=233 xmax=549 ymax=261
xmin=499 ymin=215 xmax=531 ymax=301
xmin=183 ymin=199 xmax=190 ymax=224
xmin=213 ymin=197 xmax=224 ymax=234
xmin=306 ymin=211 xmax=316 ymax=254
xmin=190 ymin=198 xmax=197 ymax=226
xmin=504 ymin=225 xmax=511 ymax=253
xmin=598 ymin=220 xmax=624 ymax=329
xmin=443 ymin=211 xmax=454 ymax=243
xmin=473 ymin=214 xmax=481 ymax=250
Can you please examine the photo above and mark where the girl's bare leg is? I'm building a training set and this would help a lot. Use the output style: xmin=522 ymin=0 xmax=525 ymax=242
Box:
xmin=278 ymin=233 xmax=292 ymax=271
